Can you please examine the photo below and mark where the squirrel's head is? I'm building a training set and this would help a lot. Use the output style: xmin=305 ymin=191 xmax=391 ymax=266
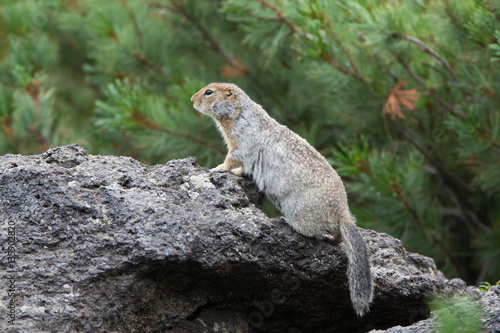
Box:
xmin=191 ymin=82 xmax=244 ymax=120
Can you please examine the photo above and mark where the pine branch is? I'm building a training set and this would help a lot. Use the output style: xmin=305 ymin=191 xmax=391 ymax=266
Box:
xmin=393 ymin=53 xmax=466 ymax=118
xmin=95 ymin=6 xmax=170 ymax=81
xmin=251 ymin=0 xmax=368 ymax=86
xmin=395 ymin=126 xmax=492 ymax=237
xmin=395 ymin=55 xmax=500 ymax=155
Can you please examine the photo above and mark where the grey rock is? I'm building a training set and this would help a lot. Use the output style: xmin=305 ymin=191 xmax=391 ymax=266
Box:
xmin=0 ymin=144 xmax=494 ymax=332
xmin=482 ymin=286 xmax=500 ymax=333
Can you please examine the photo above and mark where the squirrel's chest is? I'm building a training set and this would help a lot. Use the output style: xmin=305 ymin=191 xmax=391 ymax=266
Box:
xmin=215 ymin=119 xmax=238 ymax=152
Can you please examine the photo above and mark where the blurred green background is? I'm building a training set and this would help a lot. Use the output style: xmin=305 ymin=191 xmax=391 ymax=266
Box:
xmin=0 ymin=0 xmax=499 ymax=285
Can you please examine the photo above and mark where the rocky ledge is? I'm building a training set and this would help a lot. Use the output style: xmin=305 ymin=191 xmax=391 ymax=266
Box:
xmin=0 ymin=145 xmax=497 ymax=332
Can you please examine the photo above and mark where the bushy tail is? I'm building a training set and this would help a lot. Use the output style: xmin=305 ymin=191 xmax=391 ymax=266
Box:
xmin=340 ymin=214 xmax=373 ymax=317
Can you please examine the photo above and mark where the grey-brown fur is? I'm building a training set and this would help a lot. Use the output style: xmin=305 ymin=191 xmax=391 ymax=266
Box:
xmin=191 ymin=82 xmax=373 ymax=316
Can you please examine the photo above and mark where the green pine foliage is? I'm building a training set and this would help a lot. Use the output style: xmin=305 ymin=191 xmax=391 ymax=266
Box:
xmin=430 ymin=295 xmax=483 ymax=333
xmin=0 ymin=0 xmax=499 ymax=284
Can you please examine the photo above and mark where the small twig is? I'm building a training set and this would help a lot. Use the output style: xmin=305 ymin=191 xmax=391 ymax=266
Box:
xmin=325 ymin=46 xmax=368 ymax=87
xmin=255 ymin=0 xmax=304 ymax=37
xmin=396 ymin=125 xmax=473 ymax=193
xmin=148 ymin=1 xmax=172 ymax=9
xmin=476 ymin=261 xmax=490 ymax=287
xmin=444 ymin=187 xmax=492 ymax=235
xmin=197 ymin=112 xmax=205 ymax=143
xmin=390 ymin=181 xmax=461 ymax=272
xmin=484 ymin=2 xmax=500 ymax=21
xmin=101 ymin=3 xmax=170 ymax=81
xmin=131 ymin=111 xmax=225 ymax=154
xmin=336 ymin=37 xmax=361 ymax=79
xmin=174 ymin=2 xmax=238 ymax=67
xmin=27 ymin=125 xmax=49 ymax=151
xmin=323 ymin=17 xmax=361 ymax=79
xmin=324 ymin=54 xmax=357 ymax=78
xmin=444 ymin=0 xmax=462 ymax=31
xmin=156 ymin=127 xmax=225 ymax=154
xmin=422 ymin=62 xmax=453 ymax=82
xmin=119 ymin=0 xmax=144 ymax=49
xmin=121 ymin=131 xmax=142 ymax=160
xmin=401 ymin=35 xmax=458 ymax=82
xmin=133 ymin=52 xmax=170 ymax=80
xmin=395 ymin=125 xmax=495 ymax=243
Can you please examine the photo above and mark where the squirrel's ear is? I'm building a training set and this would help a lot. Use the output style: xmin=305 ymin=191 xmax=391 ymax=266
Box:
xmin=226 ymin=89 xmax=233 ymax=98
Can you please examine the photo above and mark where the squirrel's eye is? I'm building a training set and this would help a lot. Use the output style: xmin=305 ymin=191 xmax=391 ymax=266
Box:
xmin=204 ymin=89 xmax=213 ymax=96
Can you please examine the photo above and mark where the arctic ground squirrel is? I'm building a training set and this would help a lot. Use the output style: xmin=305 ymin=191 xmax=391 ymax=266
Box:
xmin=191 ymin=82 xmax=373 ymax=317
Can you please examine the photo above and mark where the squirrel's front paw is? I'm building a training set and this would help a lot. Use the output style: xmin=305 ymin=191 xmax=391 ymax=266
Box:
xmin=211 ymin=164 xmax=243 ymax=176
xmin=212 ymin=163 xmax=229 ymax=172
